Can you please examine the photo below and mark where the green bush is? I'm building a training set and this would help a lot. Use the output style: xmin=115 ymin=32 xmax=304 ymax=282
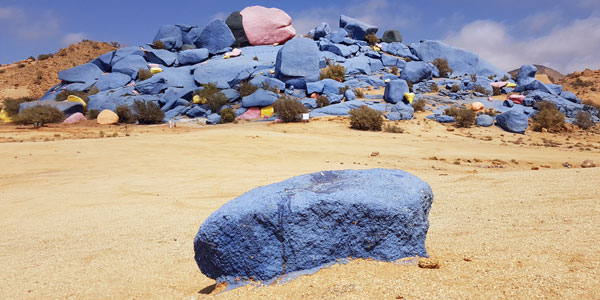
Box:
xmin=115 ymin=105 xmax=136 ymax=124
xmin=132 ymin=100 xmax=164 ymax=124
xmin=238 ymin=81 xmax=258 ymax=97
xmin=2 ymin=97 xmax=34 ymax=116
xmin=316 ymin=95 xmax=330 ymax=108
xmin=16 ymin=105 xmax=64 ymax=127
xmin=432 ymin=58 xmax=452 ymax=78
xmin=532 ymin=101 xmax=565 ymax=132
xmin=349 ymin=105 xmax=382 ymax=131
xmin=138 ymin=68 xmax=152 ymax=81
xmin=575 ymin=111 xmax=594 ymax=130
xmin=220 ymin=107 xmax=236 ymax=123
xmin=273 ymin=95 xmax=307 ymax=123
xmin=365 ymin=32 xmax=379 ymax=46
xmin=412 ymin=99 xmax=426 ymax=112
xmin=206 ymin=92 xmax=229 ymax=112
xmin=320 ymin=63 xmax=345 ymax=81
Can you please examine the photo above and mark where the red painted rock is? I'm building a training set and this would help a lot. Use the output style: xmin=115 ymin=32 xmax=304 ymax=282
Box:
xmin=63 ymin=112 xmax=86 ymax=124
xmin=97 ymin=109 xmax=119 ymax=125
xmin=240 ymin=6 xmax=296 ymax=46
xmin=509 ymin=94 xmax=525 ymax=105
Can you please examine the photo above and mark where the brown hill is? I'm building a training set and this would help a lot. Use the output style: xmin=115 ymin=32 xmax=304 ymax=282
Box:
xmin=559 ymin=68 xmax=600 ymax=106
xmin=509 ymin=64 xmax=565 ymax=83
xmin=0 ymin=41 xmax=117 ymax=102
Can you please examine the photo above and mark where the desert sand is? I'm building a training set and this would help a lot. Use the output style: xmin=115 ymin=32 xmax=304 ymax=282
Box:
xmin=0 ymin=115 xmax=599 ymax=299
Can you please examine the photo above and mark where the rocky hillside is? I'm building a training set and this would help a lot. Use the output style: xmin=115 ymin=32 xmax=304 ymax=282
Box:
xmin=509 ymin=64 xmax=564 ymax=83
xmin=560 ymin=69 xmax=600 ymax=105
xmin=0 ymin=41 xmax=117 ymax=100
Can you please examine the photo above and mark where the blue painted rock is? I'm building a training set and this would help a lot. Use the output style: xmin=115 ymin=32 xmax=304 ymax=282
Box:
xmin=206 ymin=113 xmax=221 ymax=125
xmin=514 ymin=64 xmax=537 ymax=92
xmin=436 ymin=115 xmax=456 ymax=123
xmin=384 ymin=79 xmax=410 ymax=104
xmin=313 ymin=22 xmax=331 ymax=40
xmin=95 ymin=72 xmax=131 ymax=91
xmin=145 ymin=49 xmax=178 ymax=67
xmin=153 ymin=25 xmax=183 ymax=50
xmin=194 ymin=169 xmax=433 ymax=284
xmin=339 ymin=15 xmax=378 ymax=41
xmin=178 ymin=48 xmax=210 ymax=66
xmin=343 ymin=56 xmax=371 ymax=75
xmin=400 ymin=61 xmax=434 ymax=84
xmin=112 ymin=55 xmax=149 ymax=79
xmin=58 ymin=63 xmax=103 ymax=83
xmin=476 ymin=114 xmax=494 ymax=127
xmin=19 ymin=100 xmax=83 ymax=117
xmin=275 ymin=38 xmax=320 ymax=89
xmin=382 ymin=30 xmax=402 ymax=43
xmin=496 ymin=110 xmax=528 ymax=133
xmin=195 ymin=19 xmax=235 ymax=55
xmin=241 ymin=89 xmax=278 ymax=108
xmin=391 ymin=103 xmax=415 ymax=120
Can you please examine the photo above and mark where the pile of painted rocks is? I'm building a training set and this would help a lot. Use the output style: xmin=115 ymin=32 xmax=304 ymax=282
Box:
xmin=24 ymin=5 xmax=597 ymax=131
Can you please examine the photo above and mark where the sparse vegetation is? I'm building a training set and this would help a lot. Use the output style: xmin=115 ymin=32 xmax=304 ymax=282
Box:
xmin=532 ymin=101 xmax=565 ymax=132
xmin=138 ymin=68 xmax=153 ymax=81
xmin=412 ymin=99 xmax=426 ymax=112
xmin=472 ymin=85 xmax=489 ymax=96
xmin=407 ymin=80 xmax=413 ymax=93
xmin=470 ymin=74 xmax=477 ymax=82
xmin=572 ymin=78 xmax=593 ymax=88
xmin=450 ymin=84 xmax=460 ymax=93
xmin=115 ymin=105 xmax=136 ymax=124
xmin=238 ymin=81 xmax=258 ymax=97
xmin=383 ymin=123 xmax=404 ymax=133
xmin=253 ymin=56 xmax=259 ymax=61
xmin=206 ymin=92 xmax=229 ymax=113
xmin=454 ymin=108 xmax=476 ymax=128
xmin=479 ymin=108 xmax=499 ymax=117
xmin=404 ymin=57 xmax=411 ymax=62
xmin=501 ymin=75 xmax=510 ymax=82
xmin=316 ymin=95 xmax=330 ymax=108
xmin=320 ymin=63 xmax=346 ymax=81
xmin=18 ymin=64 xmax=26 ymax=68
xmin=87 ymin=109 xmax=100 ymax=120
xmin=575 ymin=111 xmax=594 ymax=130
xmin=152 ymin=40 xmax=165 ymax=49
xmin=37 ymin=53 xmax=54 ymax=61
xmin=2 ymin=97 xmax=34 ymax=116
xmin=583 ymin=100 xmax=600 ymax=117
xmin=220 ymin=107 xmax=236 ymax=123
xmin=432 ymin=58 xmax=452 ymax=78
xmin=365 ymin=32 xmax=379 ymax=46
xmin=273 ymin=95 xmax=307 ymax=123
xmin=15 ymin=105 xmax=64 ymax=127
xmin=353 ymin=88 xmax=365 ymax=98
xmin=338 ymin=85 xmax=350 ymax=95
xmin=56 ymin=89 xmax=93 ymax=103
xmin=389 ymin=66 xmax=399 ymax=75
xmin=349 ymin=105 xmax=382 ymax=131
xmin=493 ymin=86 xmax=502 ymax=96
xmin=430 ymin=83 xmax=439 ymax=93
xmin=132 ymin=100 xmax=164 ymax=124
xmin=196 ymin=83 xmax=220 ymax=100
xmin=110 ymin=41 xmax=121 ymax=48
xmin=261 ymin=81 xmax=280 ymax=94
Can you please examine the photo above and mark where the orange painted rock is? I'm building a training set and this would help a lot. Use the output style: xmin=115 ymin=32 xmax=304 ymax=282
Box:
xmin=97 ymin=109 xmax=119 ymax=125
xmin=240 ymin=6 xmax=296 ymax=46
xmin=471 ymin=102 xmax=484 ymax=111
xmin=310 ymin=93 xmax=318 ymax=99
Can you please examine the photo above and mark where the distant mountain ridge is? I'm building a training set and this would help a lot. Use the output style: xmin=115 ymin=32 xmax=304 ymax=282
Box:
xmin=509 ymin=64 xmax=564 ymax=83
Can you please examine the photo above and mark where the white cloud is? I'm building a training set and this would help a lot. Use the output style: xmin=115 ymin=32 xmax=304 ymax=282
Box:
xmin=519 ymin=10 xmax=563 ymax=33
xmin=0 ymin=7 xmax=60 ymax=40
xmin=443 ymin=17 xmax=600 ymax=74
xmin=62 ymin=32 xmax=86 ymax=45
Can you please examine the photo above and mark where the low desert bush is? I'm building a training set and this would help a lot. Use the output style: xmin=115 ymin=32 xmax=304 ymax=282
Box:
xmin=273 ymin=95 xmax=307 ymax=123
xmin=407 ymin=80 xmax=414 ymax=92
xmin=389 ymin=66 xmax=399 ymax=75
xmin=493 ymin=86 xmax=502 ymax=96
xmin=56 ymin=89 xmax=96 ymax=103
xmin=16 ymin=105 xmax=64 ymax=127
xmin=532 ymin=101 xmax=565 ymax=132
xmin=195 ymin=83 xmax=219 ymax=99
xmin=138 ymin=68 xmax=153 ymax=81
xmin=575 ymin=111 xmax=594 ymax=130
xmin=206 ymin=92 xmax=228 ymax=113
xmin=430 ymin=83 xmax=439 ymax=93
xmin=316 ymin=95 xmax=330 ymax=108
xmin=238 ymin=81 xmax=258 ymax=97
xmin=320 ymin=63 xmax=345 ymax=81
xmin=444 ymin=106 xmax=461 ymax=118
xmin=472 ymin=85 xmax=489 ymax=96
xmin=572 ymin=78 xmax=593 ymax=88
xmin=115 ymin=105 xmax=136 ymax=124
xmin=454 ymin=108 xmax=476 ymax=128
xmin=479 ymin=108 xmax=499 ymax=117
xmin=132 ymin=100 xmax=164 ymax=124
xmin=220 ymin=107 xmax=236 ymax=123
xmin=37 ymin=53 xmax=54 ymax=61
xmin=582 ymin=99 xmax=600 ymax=116
xmin=261 ymin=81 xmax=280 ymax=94
xmin=383 ymin=123 xmax=404 ymax=133
xmin=450 ymin=84 xmax=460 ymax=93
xmin=152 ymin=40 xmax=165 ymax=49
xmin=470 ymin=74 xmax=477 ymax=82
xmin=404 ymin=57 xmax=411 ymax=62
xmin=353 ymin=88 xmax=365 ymax=98
xmin=3 ymin=97 xmax=34 ymax=116
xmin=86 ymin=109 xmax=100 ymax=119
xmin=412 ymin=99 xmax=426 ymax=112
xmin=432 ymin=58 xmax=452 ymax=78
xmin=501 ymin=75 xmax=510 ymax=82
xmin=349 ymin=105 xmax=382 ymax=131
xmin=365 ymin=32 xmax=379 ymax=46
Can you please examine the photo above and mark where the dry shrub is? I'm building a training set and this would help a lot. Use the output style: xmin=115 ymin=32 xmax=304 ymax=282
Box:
xmin=582 ymin=99 xmax=600 ymax=117
xmin=407 ymin=80 xmax=413 ymax=92
xmin=16 ymin=105 xmax=64 ymax=127
xmin=196 ymin=83 xmax=219 ymax=99
xmin=365 ymin=32 xmax=379 ymax=46
xmin=412 ymin=99 xmax=426 ymax=112
xmin=404 ymin=57 xmax=411 ymax=62
xmin=115 ymin=105 xmax=136 ymax=124
xmin=37 ymin=53 xmax=54 ymax=61
xmin=455 ymin=108 xmax=476 ymax=128
xmin=432 ymin=58 xmax=452 ymax=78
xmin=87 ymin=109 xmax=100 ymax=119
xmin=472 ymin=85 xmax=489 ymax=95
xmin=152 ymin=40 xmax=165 ymax=49
xmin=138 ymin=68 xmax=153 ymax=81
xmin=261 ymin=81 xmax=280 ymax=94
xmin=532 ymin=101 xmax=565 ymax=132
xmin=273 ymin=95 xmax=307 ymax=123
xmin=383 ymin=123 xmax=404 ymax=133
xmin=479 ymin=108 xmax=498 ymax=117
xmin=3 ymin=97 xmax=34 ymax=116
xmin=444 ymin=106 xmax=460 ymax=118
xmin=220 ymin=107 xmax=236 ymax=123
xmin=430 ymin=83 xmax=439 ymax=93
xmin=493 ymin=86 xmax=502 ymax=96
xmin=238 ymin=81 xmax=258 ymax=97
xmin=575 ymin=111 xmax=594 ymax=130
xmin=132 ymin=100 xmax=164 ymax=124
xmin=316 ymin=95 xmax=330 ymax=108
xmin=349 ymin=105 xmax=382 ymax=131
xmin=206 ymin=92 xmax=228 ymax=113
xmin=501 ymin=75 xmax=510 ymax=81
xmin=353 ymin=88 xmax=365 ymax=98
xmin=450 ymin=84 xmax=460 ymax=93
xmin=389 ymin=66 xmax=399 ymax=75
xmin=56 ymin=89 xmax=91 ymax=103
xmin=572 ymin=78 xmax=593 ymax=88
xmin=320 ymin=63 xmax=345 ymax=81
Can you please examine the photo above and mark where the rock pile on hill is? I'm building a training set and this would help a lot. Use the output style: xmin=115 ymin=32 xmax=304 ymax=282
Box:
xmin=13 ymin=5 xmax=597 ymax=132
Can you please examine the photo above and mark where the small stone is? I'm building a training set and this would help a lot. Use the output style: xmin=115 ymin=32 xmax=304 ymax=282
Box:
xmin=531 ymin=166 xmax=539 ymax=170
xmin=418 ymin=257 xmax=440 ymax=269
xmin=581 ymin=160 xmax=597 ymax=168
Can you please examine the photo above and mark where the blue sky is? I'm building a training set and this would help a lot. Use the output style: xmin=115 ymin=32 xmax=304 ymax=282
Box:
xmin=1 ymin=0 xmax=599 ymax=73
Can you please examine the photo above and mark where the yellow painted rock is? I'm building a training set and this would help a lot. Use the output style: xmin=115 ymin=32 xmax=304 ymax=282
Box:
xmin=505 ymin=82 xmax=516 ymax=88
xmin=373 ymin=46 xmax=381 ymax=52
xmin=97 ymin=109 xmax=119 ymax=125
xmin=0 ymin=109 xmax=13 ymax=123
xmin=404 ymin=92 xmax=415 ymax=104
xmin=260 ymin=106 xmax=274 ymax=118
xmin=150 ymin=67 xmax=163 ymax=74
xmin=193 ymin=95 xmax=207 ymax=104
xmin=67 ymin=95 xmax=87 ymax=109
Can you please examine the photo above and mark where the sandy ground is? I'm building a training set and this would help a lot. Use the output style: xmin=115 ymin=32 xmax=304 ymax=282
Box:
xmin=0 ymin=116 xmax=599 ymax=300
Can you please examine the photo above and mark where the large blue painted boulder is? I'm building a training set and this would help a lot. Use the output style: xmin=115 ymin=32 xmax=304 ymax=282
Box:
xmin=95 ymin=73 xmax=131 ymax=91
xmin=496 ymin=110 xmax=529 ymax=133
xmin=145 ymin=49 xmax=178 ymax=67
xmin=19 ymin=100 xmax=83 ymax=117
xmin=313 ymin=22 xmax=331 ymax=40
xmin=111 ymin=47 xmax=145 ymax=66
xmin=178 ymin=48 xmax=209 ymax=65
xmin=344 ymin=56 xmax=371 ymax=75
xmin=195 ymin=19 xmax=235 ymax=54
xmin=384 ymin=79 xmax=410 ymax=104
xmin=194 ymin=56 xmax=259 ymax=89
xmin=193 ymin=169 xmax=433 ymax=284
xmin=275 ymin=38 xmax=320 ymax=89
xmin=476 ymin=114 xmax=494 ymax=127
xmin=339 ymin=15 xmax=378 ymax=41
xmin=514 ymin=64 xmax=537 ymax=92
xmin=401 ymin=61 xmax=434 ymax=83
xmin=241 ymin=89 xmax=278 ymax=108
xmin=321 ymin=43 xmax=352 ymax=58
xmin=328 ymin=29 xmax=349 ymax=44
xmin=153 ymin=25 xmax=183 ymax=51
xmin=58 ymin=63 xmax=104 ymax=83
xmin=112 ymin=55 xmax=149 ymax=79
xmin=391 ymin=102 xmax=415 ymax=120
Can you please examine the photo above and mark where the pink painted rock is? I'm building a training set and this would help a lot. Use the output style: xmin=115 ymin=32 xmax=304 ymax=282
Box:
xmin=509 ymin=94 xmax=526 ymax=105
xmin=238 ymin=107 xmax=261 ymax=120
xmin=487 ymin=97 xmax=494 ymax=102
xmin=97 ymin=109 xmax=119 ymax=125
xmin=63 ymin=112 xmax=86 ymax=124
xmin=240 ymin=6 xmax=296 ymax=46
xmin=491 ymin=81 xmax=507 ymax=88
